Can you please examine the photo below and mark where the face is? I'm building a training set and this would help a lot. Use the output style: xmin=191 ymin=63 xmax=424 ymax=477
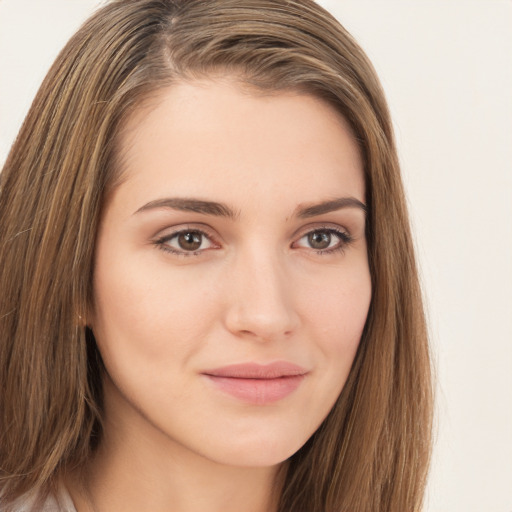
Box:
xmin=91 ymin=79 xmax=371 ymax=468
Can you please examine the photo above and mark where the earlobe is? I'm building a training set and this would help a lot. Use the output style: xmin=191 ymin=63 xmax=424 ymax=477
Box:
xmin=77 ymin=314 xmax=88 ymax=328
xmin=77 ymin=308 xmax=95 ymax=329
xmin=83 ymin=301 xmax=97 ymax=330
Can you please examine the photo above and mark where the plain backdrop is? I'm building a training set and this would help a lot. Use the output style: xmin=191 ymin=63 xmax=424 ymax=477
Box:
xmin=1 ymin=1 xmax=511 ymax=511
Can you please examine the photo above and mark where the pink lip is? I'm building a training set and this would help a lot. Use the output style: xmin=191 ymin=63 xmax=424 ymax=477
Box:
xmin=202 ymin=362 xmax=308 ymax=405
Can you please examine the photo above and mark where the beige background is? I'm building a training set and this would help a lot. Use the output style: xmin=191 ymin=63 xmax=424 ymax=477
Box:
xmin=1 ymin=1 xmax=511 ymax=510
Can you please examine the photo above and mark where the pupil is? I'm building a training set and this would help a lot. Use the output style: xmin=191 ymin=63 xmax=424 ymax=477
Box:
xmin=309 ymin=231 xmax=331 ymax=249
xmin=178 ymin=232 xmax=202 ymax=251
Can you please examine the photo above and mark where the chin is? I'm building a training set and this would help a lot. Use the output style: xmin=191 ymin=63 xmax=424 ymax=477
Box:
xmin=196 ymin=429 xmax=309 ymax=469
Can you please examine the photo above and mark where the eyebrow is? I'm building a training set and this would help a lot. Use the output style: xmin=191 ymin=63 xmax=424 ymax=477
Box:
xmin=134 ymin=197 xmax=239 ymax=219
xmin=134 ymin=196 xmax=366 ymax=219
xmin=296 ymin=197 xmax=367 ymax=218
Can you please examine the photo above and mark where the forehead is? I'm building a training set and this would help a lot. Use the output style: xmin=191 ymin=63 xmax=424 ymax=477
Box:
xmin=111 ymin=78 xmax=365 ymax=216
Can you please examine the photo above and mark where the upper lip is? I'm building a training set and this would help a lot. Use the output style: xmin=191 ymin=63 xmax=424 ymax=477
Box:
xmin=202 ymin=361 xmax=308 ymax=379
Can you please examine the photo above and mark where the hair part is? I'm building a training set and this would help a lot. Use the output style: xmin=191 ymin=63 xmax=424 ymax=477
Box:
xmin=0 ymin=1 xmax=432 ymax=510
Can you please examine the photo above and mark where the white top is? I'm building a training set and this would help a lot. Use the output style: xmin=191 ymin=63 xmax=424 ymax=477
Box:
xmin=4 ymin=485 xmax=77 ymax=512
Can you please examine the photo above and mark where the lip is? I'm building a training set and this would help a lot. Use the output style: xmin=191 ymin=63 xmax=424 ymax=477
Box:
xmin=201 ymin=362 xmax=308 ymax=405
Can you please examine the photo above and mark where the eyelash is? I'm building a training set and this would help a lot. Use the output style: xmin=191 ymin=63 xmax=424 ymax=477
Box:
xmin=296 ymin=226 xmax=353 ymax=255
xmin=154 ymin=227 xmax=216 ymax=257
xmin=154 ymin=225 xmax=353 ymax=258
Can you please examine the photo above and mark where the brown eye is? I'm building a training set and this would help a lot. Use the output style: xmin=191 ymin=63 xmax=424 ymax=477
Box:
xmin=294 ymin=227 xmax=351 ymax=254
xmin=157 ymin=229 xmax=215 ymax=255
xmin=177 ymin=231 xmax=203 ymax=251
xmin=307 ymin=231 xmax=331 ymax=250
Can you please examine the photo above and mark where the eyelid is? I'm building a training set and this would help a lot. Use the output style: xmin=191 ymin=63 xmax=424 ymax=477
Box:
xmin=152 ymin=222 xmax=354 ymax=258
xmin=154 ymin=222 xmax=218 ymax=240
xmin=291 ymin=224 xmax=353 ymax=254
xmin=292 ymin=222 xmax=351 ymax=240
xmin=153 ymin=224 xmax=221 ymax=257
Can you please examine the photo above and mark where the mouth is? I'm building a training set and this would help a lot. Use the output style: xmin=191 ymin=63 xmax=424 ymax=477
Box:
xmin=201 ymin=361 xmax=308 ymax=405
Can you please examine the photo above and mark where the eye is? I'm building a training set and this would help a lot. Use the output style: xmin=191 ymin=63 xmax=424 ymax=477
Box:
xmin=155 ymin=228 xmax=216 ymax=256
xmin=294 ymin=227 xmax=352 ymax=254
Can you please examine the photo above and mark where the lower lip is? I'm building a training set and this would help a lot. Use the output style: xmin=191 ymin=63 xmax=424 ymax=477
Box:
xmin=204 ymin=375 xmax=305 ymax=404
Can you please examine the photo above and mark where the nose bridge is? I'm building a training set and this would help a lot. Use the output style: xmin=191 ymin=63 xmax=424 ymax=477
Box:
xmin=224 ymin=240 xmax=299 ymax=340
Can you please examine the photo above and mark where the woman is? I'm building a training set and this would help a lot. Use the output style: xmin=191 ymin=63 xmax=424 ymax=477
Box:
xmin=0 ymin=1 xmax=433 ymax=511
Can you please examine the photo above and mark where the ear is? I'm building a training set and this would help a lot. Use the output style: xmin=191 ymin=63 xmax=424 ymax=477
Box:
xmin=83 ymin=300 xmax=97 ymax=330
xmin=77 ymin=313 xmax=88 ymax=328
xmin=77 ymin=302 xmax=95 ymax=329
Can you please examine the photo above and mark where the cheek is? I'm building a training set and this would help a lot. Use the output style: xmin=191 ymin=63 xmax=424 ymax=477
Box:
xmin=303 ymin=262 xmax=372 ymax=354
xmin=302 ymin=263 xmax=370 ymax=412
xmin=292 ymin=264 xmax=371 ymax=436
xmin=91 ymin=246 xmax=220 ymax=370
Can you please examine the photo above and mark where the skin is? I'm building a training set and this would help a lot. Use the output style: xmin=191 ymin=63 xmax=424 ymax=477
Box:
xmin=71 ymin=79 xmax=371 ymax=512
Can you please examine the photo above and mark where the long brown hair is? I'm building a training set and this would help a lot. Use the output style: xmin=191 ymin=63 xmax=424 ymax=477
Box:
xmin=0 ymin=1 xmax=433 ymax=510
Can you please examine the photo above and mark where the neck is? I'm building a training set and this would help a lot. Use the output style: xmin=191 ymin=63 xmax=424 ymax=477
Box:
xmin=75 ymin=444 xmax=284 ymax=512
xmin=66 ymin=381 xmax=285 ymax=512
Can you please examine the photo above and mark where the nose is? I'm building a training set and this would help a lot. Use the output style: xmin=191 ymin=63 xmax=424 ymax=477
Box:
xmin=223 ymin=247 xmax=300 ymax=342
